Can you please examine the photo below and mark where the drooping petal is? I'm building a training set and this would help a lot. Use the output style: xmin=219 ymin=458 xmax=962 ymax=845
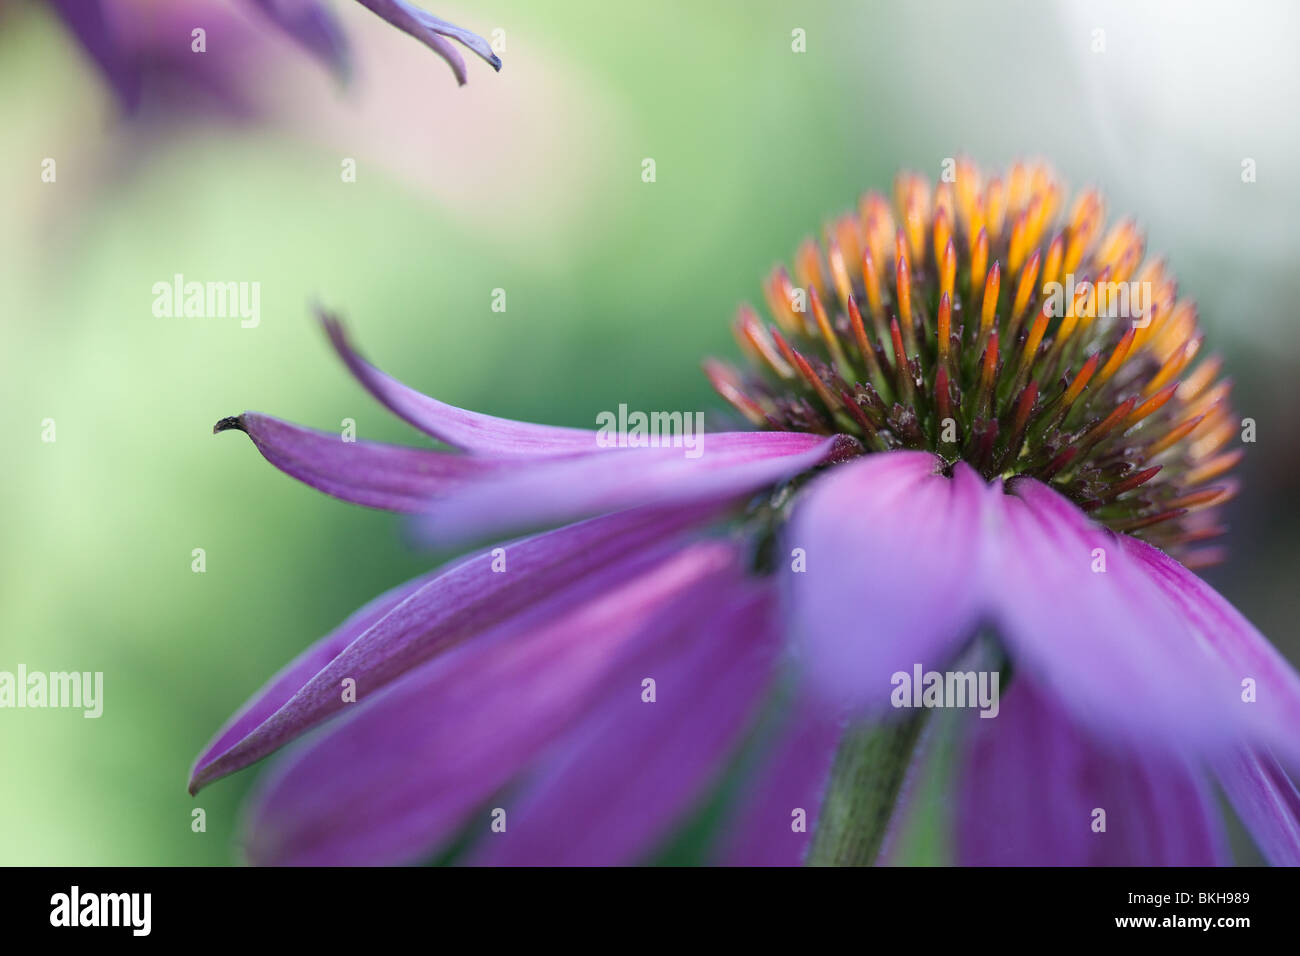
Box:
xmin=189 ymin=505 xmax=720 ymax=793
xmin=417 ymin=432 xmax=855 ymax=548
xmin=322 ymin=316 xmax=604 ymax=455
xmin=1214 ymin=749 xmax=1300 ymax=866
xmin=1122 ymin=534 xmax=1300 ymax=766
xmin=323 ymin=317 xmax=841 ymax=464
xmin=716 ymin=698 xmax=844 ymax=866
xmin=214 ymin=412 xmax=510 ymax=512
xmin=785 ymin=451 xmax=993 ymax=715
xmin=191 ymin=566 xmax=441 ymax=784
xmin=354 ymin=0 xmax=501 ymax=85
xmin=987 ymin=477 xmax=1243 ymax=755
xmin=242 ymin=541 xmax=744 ymax=866
xmin=956 ymin=679 xmax=1228 ymax=865
xmin=470 ymin=584 xmax=779 ymax=866
xmin=247 ymin=0 xmax=350 ymax=81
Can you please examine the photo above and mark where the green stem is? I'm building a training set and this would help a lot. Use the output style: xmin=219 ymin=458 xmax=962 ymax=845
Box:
xmin=805 ymin=712 xmax=929 ymax=866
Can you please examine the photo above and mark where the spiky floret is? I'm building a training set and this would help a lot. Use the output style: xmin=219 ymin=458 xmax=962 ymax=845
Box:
xmin=706 ymin=160 xmax=1240 ymax=567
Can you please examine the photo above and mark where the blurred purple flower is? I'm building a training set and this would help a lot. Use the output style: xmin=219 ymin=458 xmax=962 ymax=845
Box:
xmin=191 ymin=164 xmax=1300 ymax=866
xmin=44 ymin=0 xmax=500 ymax=113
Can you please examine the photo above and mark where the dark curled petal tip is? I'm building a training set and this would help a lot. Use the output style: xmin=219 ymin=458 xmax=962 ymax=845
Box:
xmin=490 ymin=53 xmax=503 ymax=72
xmin=214 ymin=415 xmax=249 ymax=436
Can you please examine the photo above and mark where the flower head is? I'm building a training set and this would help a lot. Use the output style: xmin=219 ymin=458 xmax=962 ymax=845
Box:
xmin=193 ymin=163 xmax=1300 ymax=867
xmin=708 ymin=160 xmax=1236 ymax=568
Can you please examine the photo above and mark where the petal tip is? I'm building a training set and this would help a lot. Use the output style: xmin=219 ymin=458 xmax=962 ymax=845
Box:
xmin=188 ymin=752 xmax=232 ymax=796
xmin=315 ymin=308 xmax=351 ymax=354
xmin=214 ymin=415 xmax=248 ymax=436
xmin=186 ymin=762 xmax=210 ymax=796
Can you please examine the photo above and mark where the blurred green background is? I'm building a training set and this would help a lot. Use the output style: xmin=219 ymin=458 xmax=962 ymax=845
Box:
xmin=1 ymin=0 xmax=1297 ymax=864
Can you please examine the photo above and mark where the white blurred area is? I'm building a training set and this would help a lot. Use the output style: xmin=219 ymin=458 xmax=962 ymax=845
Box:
xmin=863 ymin=0 xmax=1300 ymax=347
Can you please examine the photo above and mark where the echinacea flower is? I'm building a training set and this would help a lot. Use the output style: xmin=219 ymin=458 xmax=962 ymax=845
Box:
xmin=192 ymin=161 xmax=1300 ymax=867
xmin=44 ymin=0 xmax=500 ymax=113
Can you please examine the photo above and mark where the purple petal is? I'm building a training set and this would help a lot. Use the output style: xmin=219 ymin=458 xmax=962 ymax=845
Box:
xmin=716 ymin=698 xmax=843 ymax=866
xmin=355 ymin=0 xmax=502 ymax=85
xmin=322 ymin=316 xmax=604 ymax=456
xmin=49 ymin=0 xmax=142 ymax=110
xmin=1214 ymin=749 xmax=1300 ymax=866
xmin=247 ymin=0 xmax=350 ymax=81
xmin=470 ymin=584 xmax=779 ymax=866
xmin=1121 ymin=534 xmax=1300 ymax=766
xmin=242 ymin=541 xmax=744 ymax=865
xmin=189 ymin=505 xmax=720 ymax=793
xmin=191 ymin=566 xmax=440 ymax=785
xmin=323 ymin=317 xmax=837 ymax=465
xmin=989 ymin=477 xmax=1243 ymax=755
xmin=214 ymin=412 xmax=512 ymax=512
xmin=957 ymin=679 xmax=1228 ymax=865
xmin=786 ymin=451 xmax=992 ymax=715
xmin=417 ymin=432 xmax=854 ymax=548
